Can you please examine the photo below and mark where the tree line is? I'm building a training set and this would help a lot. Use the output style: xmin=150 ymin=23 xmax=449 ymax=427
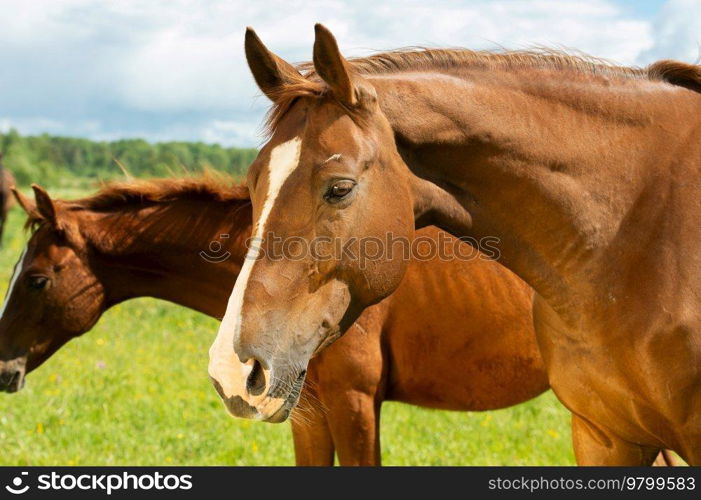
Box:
xmin=0 ymin=129 xmax=257 ymax=187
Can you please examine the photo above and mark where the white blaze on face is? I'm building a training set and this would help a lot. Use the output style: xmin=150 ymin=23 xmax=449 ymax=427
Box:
xmin=208 ymin=137 xmax=302 ymax=399
xmin=0 ymin=246 xmax=28 ymax=320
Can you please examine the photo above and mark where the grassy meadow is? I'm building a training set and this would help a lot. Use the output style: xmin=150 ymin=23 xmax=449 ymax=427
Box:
xmin=0 ymin=189 xmax=575 ymax=466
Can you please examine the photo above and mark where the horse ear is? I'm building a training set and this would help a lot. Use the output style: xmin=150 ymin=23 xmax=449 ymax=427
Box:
xmin=410 ymin=176 xmax=473 ymax=238
xmin=31 ymin=184 xmax=57 ymax=225
xmin=11 ymin=187 xmax=39 ymax=219
xmin=313 ymin=24 xmax=366 ymax=106
xmin=245 ymin=27 xmax=304 ymax=101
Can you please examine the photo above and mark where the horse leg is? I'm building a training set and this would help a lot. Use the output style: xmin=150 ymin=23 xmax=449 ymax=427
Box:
xmin=572 ymin=414 xmax=660 ymax=465
xmin=290 ymin=402 xmax=335 ymax=466
xmin=326 ymin=392 xmax=381 ymax=466
xmin=305 ymin=306 xmax=386 ymax=466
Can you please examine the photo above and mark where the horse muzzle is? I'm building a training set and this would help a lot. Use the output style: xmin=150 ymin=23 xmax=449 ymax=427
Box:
xmin=209 ymin=368 xmax=306 ymax=423
xmin=0 ymin=359 xmax=26 ymax=393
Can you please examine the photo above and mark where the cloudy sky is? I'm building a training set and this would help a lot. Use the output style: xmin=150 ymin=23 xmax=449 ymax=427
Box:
xmin=1 ymin=0 xmax=699 ymax=147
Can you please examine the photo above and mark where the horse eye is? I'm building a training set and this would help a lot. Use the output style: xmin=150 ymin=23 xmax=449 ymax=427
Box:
xmin=325 ymin=180 xmax=356 ymax=203
xmin=28 ymin=276 xmax=49 ymax=290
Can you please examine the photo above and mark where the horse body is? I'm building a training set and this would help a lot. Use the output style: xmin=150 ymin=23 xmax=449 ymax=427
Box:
xmin=382 ymin=246 xmax=542 ymax=411
xmin=0 ymin=180 xmax=548 ymax=465
xmin=298 ymin=228 xmax=545 ymax=465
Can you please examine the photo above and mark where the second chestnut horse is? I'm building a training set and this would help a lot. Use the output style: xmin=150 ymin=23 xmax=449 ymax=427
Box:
xmin=1 ymin=178 xmax=675 ymax=464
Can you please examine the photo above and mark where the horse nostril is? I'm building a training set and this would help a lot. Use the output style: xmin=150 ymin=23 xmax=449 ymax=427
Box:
xmin=246 ymin=359 xmax=266 ymax=396
xmin=0 ymin=370 xmax=21 ymax=391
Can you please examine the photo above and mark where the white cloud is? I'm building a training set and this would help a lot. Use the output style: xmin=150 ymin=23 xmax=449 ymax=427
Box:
xmin=113 ymin=0 xmax=653 ymax=115
xmin=200 ymin=119 xmax=264 ymax=147
xmin=1 ymin=0 xmax=695 ymax=146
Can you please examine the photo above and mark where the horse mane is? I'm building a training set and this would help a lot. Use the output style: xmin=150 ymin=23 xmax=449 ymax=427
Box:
xmin=302 ymin=47 xmax=651 ymax=79
xmin=266 ymin=47 xmax=701 ymax=135
xmin=647 ymin=59 xmax=701 ymax=93
xmin=24 ymin=174 xmax=250 ymax=230
xmin=71 ymin=174 xmax=250 ymax=212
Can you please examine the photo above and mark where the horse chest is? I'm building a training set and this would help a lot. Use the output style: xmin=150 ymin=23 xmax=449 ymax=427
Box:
xmin=533 ymin=294 xmax=701 ymax=447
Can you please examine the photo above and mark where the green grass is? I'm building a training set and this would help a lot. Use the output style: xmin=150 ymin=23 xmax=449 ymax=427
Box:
xmin=0 ymin=201 xmax=575 ymax=466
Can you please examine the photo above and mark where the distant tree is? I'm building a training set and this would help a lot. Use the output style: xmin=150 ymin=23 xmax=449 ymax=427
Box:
xmin=0 ymin=131 xmax=256 ymax=188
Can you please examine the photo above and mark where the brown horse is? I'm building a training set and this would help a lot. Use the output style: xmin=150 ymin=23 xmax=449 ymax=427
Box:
xmin=0 ymin=153 xmax=16 ymax=244
xmin=0 ymin=178 xmax=550 ymax=465
xmin=209 ymin=25 xmax=701 ymax=465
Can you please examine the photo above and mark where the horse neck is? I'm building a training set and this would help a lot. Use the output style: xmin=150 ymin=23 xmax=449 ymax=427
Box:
xmin=85 ymin=197 xmax=251 ymax=319
xmin=371 ymin=70 xmax=701 ymax=317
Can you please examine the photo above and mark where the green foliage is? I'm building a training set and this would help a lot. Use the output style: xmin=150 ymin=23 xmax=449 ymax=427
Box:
xmin=0 ymin=129 xmax=257 ymax=188
xmin=0 ymin=203 xmax=575 ymax=466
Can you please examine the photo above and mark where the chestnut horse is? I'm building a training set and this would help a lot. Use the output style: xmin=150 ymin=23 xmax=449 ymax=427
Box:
xmin=209 ymin=25 xmax=701 ymax=465
xmin=0 ymin=179 xmax=551 ymax=465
